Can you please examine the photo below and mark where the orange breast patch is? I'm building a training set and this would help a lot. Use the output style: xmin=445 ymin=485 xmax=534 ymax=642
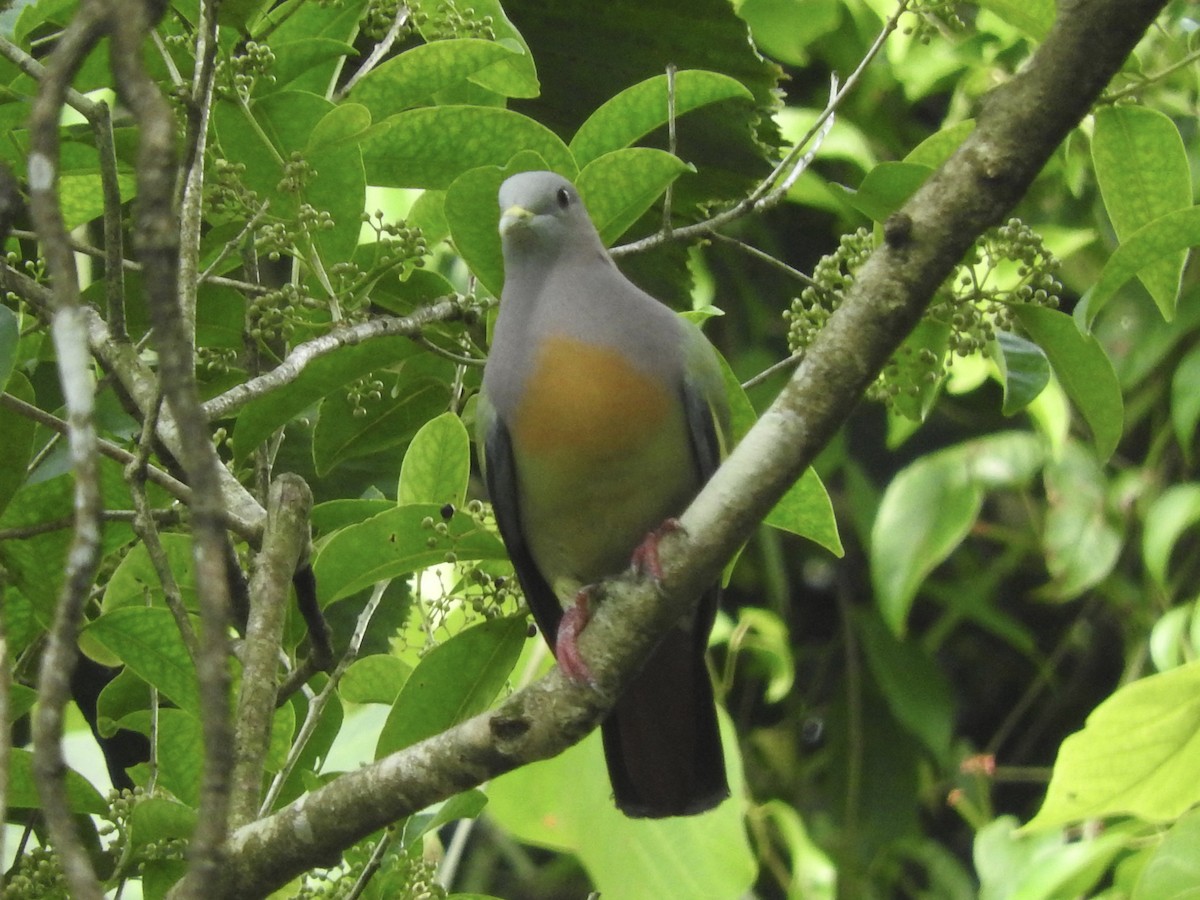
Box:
xmin=512 ymin=335 xmax=673 ymax=459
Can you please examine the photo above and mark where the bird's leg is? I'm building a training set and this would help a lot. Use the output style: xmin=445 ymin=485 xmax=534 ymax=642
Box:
xmin=555 ymin=587 xmax=597 ymax=684
xmin=629 ymin=518 xmax=685 ymax=583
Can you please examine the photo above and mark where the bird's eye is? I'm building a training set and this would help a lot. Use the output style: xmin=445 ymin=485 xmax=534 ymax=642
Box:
xmin=555 ymin=187 xmax=572 ymax=209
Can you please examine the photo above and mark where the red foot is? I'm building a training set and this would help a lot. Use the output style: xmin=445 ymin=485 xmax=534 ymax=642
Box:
xmin=629 ymin=518 xmax=686 ymax=582
xmin=555 ymin=588 xmax=596 ymax=684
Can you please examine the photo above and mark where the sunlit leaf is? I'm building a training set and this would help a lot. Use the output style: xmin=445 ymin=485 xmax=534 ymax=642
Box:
xmin=1027 ymin=661 xmax=1200 ymax=829
xmin=375 ymin=614 xmax=527 ymax=757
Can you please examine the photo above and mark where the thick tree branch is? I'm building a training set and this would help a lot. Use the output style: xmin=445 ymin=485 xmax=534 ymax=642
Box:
xmin=215 ymin=0 xmax=1167 ymax=894
xmin=107 ymin=1 xmax=236 ymax=894
xmin=230 ymin=475 xmax=313 ymax=828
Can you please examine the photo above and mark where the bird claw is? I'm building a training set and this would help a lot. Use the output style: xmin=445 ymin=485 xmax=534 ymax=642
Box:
xmin=555 ymin=588 xmax=597 ymax=684
xmin=629 ymin=518 xmax=685 ymax=583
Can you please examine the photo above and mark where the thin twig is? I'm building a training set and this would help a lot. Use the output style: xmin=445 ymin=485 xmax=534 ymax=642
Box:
xmin=25 ymin=1 xmax=110 ymax=896
xmin=335 ymin=4 xmax=411 ymax=101
xmin=9 ymin=231 xmax=274 ymax=294
xmin=740 ymin=353 xmax=805 ymax=392
xmin=201 ymin=297 xmax=466 ymax=421
xmin=93 ymin=99 xmax=129 ymax=341
xmin=198 ymin=199 xmax=271 ymax=284
xmin=1104 ymin=46 xmax=1200 ymax=101
xmin=0 ymin=391 xmax=193 ymax=503
xmin=614 ymin=0 xmax=914 ymax=259
xmin=412 ymin=333 xmax=486 ymax=367
xmin=126 ymin=395 xmax=201 ymax=662
xmin=177 ymin=0 xmax=221 ymax=345
xmin=710 ymin=232 xmax=824 ymax=290
xmin=260 ymin=580 xmax=389 ymax=815
xmin=344 ymin=828 xmax=395 ymax=900
xmin=0 ymin=508 xmax=181 ymax=541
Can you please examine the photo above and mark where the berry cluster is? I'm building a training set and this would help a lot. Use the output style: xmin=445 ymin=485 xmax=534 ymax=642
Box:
xmin=786 ymin=218 xmax=1062 ymax=413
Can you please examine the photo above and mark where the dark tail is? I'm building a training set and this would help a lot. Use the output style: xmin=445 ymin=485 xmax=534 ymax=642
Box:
xmin=600 ymin=626 xmax=729 ymax=817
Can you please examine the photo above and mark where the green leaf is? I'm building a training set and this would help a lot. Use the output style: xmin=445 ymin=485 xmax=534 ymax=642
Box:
xmin=577 ymin=149 xmax=693 ymax=245
xmin=311 ymin=498 xmax=395 ymax=535
xmin=736 ymin=0 xmax=841 ymax=66
xmin=569 ymin=70 xmax=753 ymax=167
xmin=872 ymin=450 xmax=983 ymax=636
xmin=763 ymin=468 xmax=844 ymax=557
xmin=126 ymin=708 xmax=204 ymax=806
xmin=904 ymin=120 xmax=975 ymax=169
xmin=488 ymin=714 xmax=754 ymax=899
xmin=0 ymin=372 xmax=37 ymax=520
xmin=269 ymin=39 xmax=357 ymax=95
xmin=1041 ymin=441 xmax=1122 ymax=599
xmin=872 ymin=433 xmax=1044 ymax=635
xmin=994 ymin=330 xmax=1051 ymax=415
xmin=712 ymin=607 xmax=793 ymax=704
xmin=312 ymin=376 xmax=450 ymax=476
xmin=406 ymin=790 xmax=490 ymax=843
xmin=888 ymin=318 xmax=950 ymax=423
xmin=265 ymin=701 xmax=297 ymax=773
xmin=101 ymin=532 xmax=197 ymax=614
xmin=1015 ymin=305 xmax=1123 ymax=461
xmin=975 ymin=0 xmax=1055 ymax=39
xmin=1092 ymin=106 xmax=1191 ymax=316
xmin=7 ymin=747 xmax=106 ymax=814
xmin=262 ymin=0 xmax=368 ymax=95
xmin=83 ymin=607 xmax=200 ymax=716
xmin=128 ymin=797 xmax=197 ymax=852
xmin=1174 ymin=345 xmax=1200 ymax=460
xmin=0 ymin=303 xmax=19 ymax=390
xmin=855 ymin=609 xmax=954 ymax=757
xmin=454 ymin=0 xmax=539 ymax=98
xmin=757 ymin=800 xmax=836 ymax=899
xmin=360 ymin=106 xmax=575 ymax=190
xmin=446 ymin=152 xmax=551 ymax=297
xmin=375 ymin=614 xmax=527 ymax=757
xmin=312 ymin=503 xmax=507 ymax=604
xmin=1143 ymin=484 xmax=1200 ymax=589
xmin=1026 ymin=661 xmax=1200 ymax=829
xmin=231 ymin=335 xmax=421 ymax=463
xmin=96 ymin=666 xmax=152 ymax=738
xmin=58 ymin=172 xmax=137 ymax=230
xmin=978 ymin=815 xmax=1132 ymax=900
xmin=339 ymin=654 xmax=411 ymax=705
xmin=1133 ymin=809 xmax=1200 ymax=900
xmin=398 ymin=411 xmax=470 ymax=507
xmin=1083 ymin=206 xmax=1200 ymax=326
xmin=349 ymin=39 xmax=518 ymax=119
xmin=212 ymin=91 xmax=366 ymax=263
xmin=837 ymin=161 xmax=931 ymax=223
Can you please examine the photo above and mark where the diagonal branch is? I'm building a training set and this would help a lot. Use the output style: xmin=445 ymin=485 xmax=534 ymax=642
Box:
xmin=212 ymin=0 xmax=1169 ymax=895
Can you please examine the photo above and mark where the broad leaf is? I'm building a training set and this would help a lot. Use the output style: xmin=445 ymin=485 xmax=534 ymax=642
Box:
xmin=488 ymin=715 xmax=754 ymax=899
xmin=1015 ymin=305 xmax=1123 ymax=461
xmin=313 ymin=503 xmax=507 ymax=604
xmin=1028 ymin=660 xmax=1200 ymax=829
xmin=570 ymin=70 xmax=752 ymax=167
xmin=375 ymin=614 xmax=527 ymax=757
xmin=1092 ymin=106 xmax=1191 ymax=316
xmin=397 ymin=411 xmax=471 ymax=507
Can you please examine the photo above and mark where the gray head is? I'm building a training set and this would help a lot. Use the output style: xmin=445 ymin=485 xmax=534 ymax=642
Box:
xmin=497 ymin=171 xmax=605 ymax=263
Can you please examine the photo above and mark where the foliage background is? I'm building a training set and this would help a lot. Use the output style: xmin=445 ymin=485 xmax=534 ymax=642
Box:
xmin=0 ymin=0 xmax=1196 ymax=897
